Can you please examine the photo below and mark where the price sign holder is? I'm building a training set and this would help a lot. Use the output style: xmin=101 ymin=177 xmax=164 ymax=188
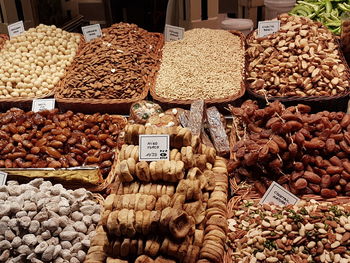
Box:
xmin=0 ymin=171 xmax=8 ymax=186
xmin=260 ymin=181 xmax=300 ymax=206
xmin=258 ymin=20 xmax=280 ymax=38
xmin=82 ymin=24 xmax=102 ymax=42
xmin=139 ymin=135 xmax=170 ymax=161
xmin=8 ymin=21 xmax=25 ymax=39
xmin=32 ymin=99 xmax=55 ymax=113
xmin=165 ymin=24 xmax=185 ymax=42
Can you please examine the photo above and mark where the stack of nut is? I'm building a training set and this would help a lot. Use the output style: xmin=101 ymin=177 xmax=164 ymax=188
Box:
xmin=57 ymin=23 xmax=162 ymax=101
xmin=231 ymin=100 xmax=350 ymax=197
xmin=0 ymin=108 xmax=126 ymax=177
xmin=0 ymin=179 xmax=100 ymax=262
xmin=86 ymin=125 xmax=228 ymax=263
xmin=0 ymin=25 xmax=80 ymax=99
xmin=247 ymin=14 xmax=349 ymax=97
xmin=228 ymin=199 xmax=350 ymax=263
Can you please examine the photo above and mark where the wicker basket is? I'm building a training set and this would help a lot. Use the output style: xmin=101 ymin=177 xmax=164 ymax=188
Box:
xmin=55 ymin=33 xmax=164 ymax=115
xmin=150 ymin=30 xmax=246 ymax=111
xmin=245 ymin=29 xmax=350 ymax=112
xmin=0 ymin=33 xmax=85 ymax=112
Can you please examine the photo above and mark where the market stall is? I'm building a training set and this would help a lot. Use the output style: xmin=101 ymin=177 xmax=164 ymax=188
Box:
xmin=0 ymin=7 xmax=350 ymax=263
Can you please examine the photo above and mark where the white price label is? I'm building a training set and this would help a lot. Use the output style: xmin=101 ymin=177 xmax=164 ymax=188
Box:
xmin=258 ymin=20 xmax=280 ymax=38
xmin=8 ymin=21 xmax=25 ymax=39
xmin=0 ymin=171 xmax=8 ymax=186
xmin=32 ymin=99 xmax=55 ymax=113
xmin=82 ymin=24 xmax=102 ymax=42
xmin=165 ymin=24 xmax=184 ymax=42
xmin=139 ymin=135 xmax=170 ymax=161
xmin=260 ymin=181 xmax=300 ymax=206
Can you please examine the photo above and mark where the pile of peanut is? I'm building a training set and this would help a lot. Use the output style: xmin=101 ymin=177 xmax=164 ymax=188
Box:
xmin=0 ymin=108 xmax=126 ymax=177
xmin=231 ymin=100 xmax=350 ymax=197
xmin=57 ymin=23 xmax=162 ymax=100
xmin=155 ymin=28 xmax=244 ymax=101
xmin=86 ymin=125 xmax=228 ymax=263
xmin=247 ymin=14 xmax=349 ymax=97
xmin=228 ymin=199 xmax=350 ymax=263
xmin=0 ymin=179 xmax=100 ymax=262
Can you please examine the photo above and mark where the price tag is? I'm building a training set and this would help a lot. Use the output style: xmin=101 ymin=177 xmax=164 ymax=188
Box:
xmin=82 ymin=24 xmax=102 ymax=42
xmin=8 ymin=21 xmax=25 ymax=39
xmin=0 ymin=171 xmax=8 ymax=186
xmin=32 ymin=99 xmax=55 ymax=113
xmin=165 ymin=24 xmax=184 ymax=42
xmin=259 ymin=181 xmax=300 ymax=206
xmin=139 ymin=135 xmax=170 ymax=161
xmin=258 ymin=20 xmax=280 ymax=38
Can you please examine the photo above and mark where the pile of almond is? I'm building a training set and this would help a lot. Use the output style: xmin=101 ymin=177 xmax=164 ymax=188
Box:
xmin=57 ymin=23 xmax=162 ymax=101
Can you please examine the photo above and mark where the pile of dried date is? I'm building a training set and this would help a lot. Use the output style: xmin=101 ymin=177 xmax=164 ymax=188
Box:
xmin=228 ymin=199 xmax=350 ymax=263
xmin=57 ymin=23 xmax=162 ymax=100
xmin=230 ymin=100 xmax=350 ymax=198
xmin=0 ymin=108 xmax=126 ymax=177
xmin=247 ymin=14 xmax=349 ymax=97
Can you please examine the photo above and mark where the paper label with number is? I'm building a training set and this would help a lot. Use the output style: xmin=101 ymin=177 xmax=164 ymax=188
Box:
xmin=165 ymin=24 xmax=184 ymax=42
xmin=258 ymin=20 xmax=280 ymax=38
xmin=0 ymin=171 xmax=7 ymax=186
xmin=82 ymin=24 xmax=102 ymax=42
xmin=8 ymin=21 xmax=25 ymax=38
xmin=139 ymin=135 xmax=170 ymax=161
xmin=259 ymin=181 xmax=300 ymax=206
xmin=32 ymin=99 xmax=55 ymax=113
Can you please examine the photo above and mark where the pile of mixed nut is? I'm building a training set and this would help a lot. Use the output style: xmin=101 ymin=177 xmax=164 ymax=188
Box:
xmin=228 ymin=199 xmax=350 ymax=263
xmin=247 ymin=14 xmax=349 ymax=97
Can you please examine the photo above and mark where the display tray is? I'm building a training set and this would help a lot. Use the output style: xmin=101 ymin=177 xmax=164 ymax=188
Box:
xmin=0 ymin=34 xmax=85 ymax=112
xmin=55 ymin=33 xmax=164 ymax=114
xmin=2 ymin=166 xmax=103 ymax=190
xmin=245 ymin=29 xmax=350 ymax=111
xmin=150 ymin=30 xmax=246 ymax=111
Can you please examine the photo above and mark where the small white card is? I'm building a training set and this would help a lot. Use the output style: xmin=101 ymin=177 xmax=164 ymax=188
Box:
xmin=139 ymin=135 xmax=170 ymax=161
xmin=32 ymin=99 xmax=55 ymax=112
xmin=259 ymin=181 xmax=300 ymax=206
xmin=0 ymin=171 xmax=8 ymax=186
xmin=258 ymin=20 xmax=280 ymax=38
xmin=164 ymin=24 xmax=184 ymax=42
xmin=8 ymin=21 xmax=25 ymax=38
xmin=82 ymin=24 xmax=102 ymax=42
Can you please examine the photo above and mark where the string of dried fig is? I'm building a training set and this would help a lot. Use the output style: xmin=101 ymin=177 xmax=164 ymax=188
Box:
xmin=86 ymin=125 xmax=228 ymax=263
xmin=230 ymin=100 xmax=350 ymax=198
